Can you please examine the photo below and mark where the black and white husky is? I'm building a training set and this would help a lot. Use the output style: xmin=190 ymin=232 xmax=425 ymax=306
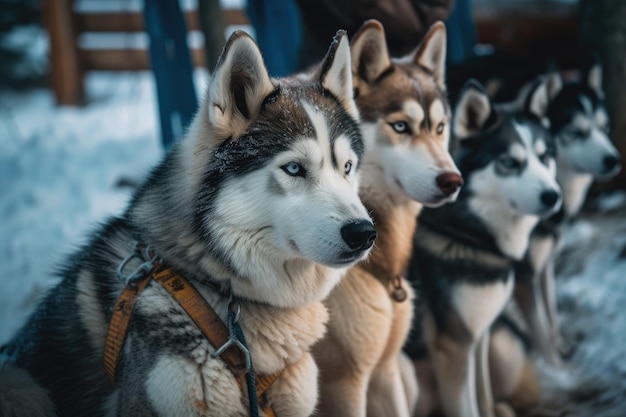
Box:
xmin=0 ymin=31 xmax=376 ymax=417
xmin=405 ymin=78 xmax=562 ymax=417
xmin=514 ymin=61 xmax=621 ymax=366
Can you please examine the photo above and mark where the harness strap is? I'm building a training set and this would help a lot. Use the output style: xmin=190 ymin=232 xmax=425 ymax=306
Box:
xmin=104 ymin=263 xmax=282 ymax=416
xmin=151 ymin=266 xmax=248 ymax=376
xmin=104 ymin=274 xmax=152 ymax=383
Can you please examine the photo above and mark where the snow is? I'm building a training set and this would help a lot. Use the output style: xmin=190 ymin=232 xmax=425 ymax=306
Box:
xmin=0 ymin=70 xmax=195 ymax=343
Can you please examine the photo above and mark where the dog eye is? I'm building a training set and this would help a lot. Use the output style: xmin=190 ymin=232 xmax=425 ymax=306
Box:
xmin=499 ymin=156 xmax=521 ymax=170
xmin=282 ymin=162 xmax=305 ymax=177
xmin=344 ymin=160 xmax=353 ymax=175
xmin=390 ymin=121 xmax=409 ymax=134
xmin=571 ymin=129 xmax=588 ymax=139
xmin=436 ymin=122 xmax=445 ymax=135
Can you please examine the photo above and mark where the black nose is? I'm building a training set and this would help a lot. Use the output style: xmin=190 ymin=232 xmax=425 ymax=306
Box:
xmin=604 ymin=155 xmax=621 ymax=172
xmin=540 ymin=190 xmax=560 ymax=208
xmin=436 ymin=172 xmax=464 ymax=196
xmin=341 ymin=220 xmax=377 ymax=251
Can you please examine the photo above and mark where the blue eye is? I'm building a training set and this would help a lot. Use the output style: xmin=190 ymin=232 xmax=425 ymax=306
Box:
xmin=282 ymin=162 xmax=305 ymax=177
xmin=499 ymin=156 xmax=521 ymax=170
xmin=391 ymin=121 xmax=409 ymax=134
xmin=344 ymin=160 xmax=353 ymax=174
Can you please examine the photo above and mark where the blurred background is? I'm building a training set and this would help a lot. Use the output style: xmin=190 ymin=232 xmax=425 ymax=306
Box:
xmin=1 ymin=1 xmax=626 ymax=413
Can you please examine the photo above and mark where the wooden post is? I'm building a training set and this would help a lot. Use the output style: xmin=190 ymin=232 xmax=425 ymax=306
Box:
xmin=580 ymin=0 xmax=626 ymax=190
xmin=198 ymin=0 xmax=225 ymax=71
xmin=43 ymin=0 xmax=84 ymax=105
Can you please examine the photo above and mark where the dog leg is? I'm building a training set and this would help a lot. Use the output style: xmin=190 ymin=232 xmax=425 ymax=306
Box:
xmin=398 ymin=352 xmax=419 ymax=416
xmin=514 ymin=275 xmax=562 ymax=366
xmin=475 ymin=331 xmax=496 ymax=417
xmin=317 ymin=372 xmax=368 ymax=417
xmin=431 ymin=333 xmax=480 ymax=417
xmin=414 ymin=358 xmax=439 ymax=417
xmin=367 ymin=356 xmax=411 ymax=417
xmin=540 ymin=259 xmax=571 ymax=358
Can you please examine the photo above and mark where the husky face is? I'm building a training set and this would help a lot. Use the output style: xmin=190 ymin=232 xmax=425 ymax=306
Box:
xmin=133 ymin=31 xmax=375 ymax=306
xmin=548 ymin=63 xmax=621 ymax=180
xmin=452 ymin=79 xmax=562 ymax=258
xmin=351 ymin=21 xmax=462 ymax=207
xmin=212 ymin=98 xmax=372 ymax=268
xmin=455 ymin=80 xmax=561 ymax=217
xmin=203 ymin=32 xmax=374 ymax=271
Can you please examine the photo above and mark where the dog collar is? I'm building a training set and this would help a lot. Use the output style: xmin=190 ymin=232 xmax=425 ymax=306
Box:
xmin=360 ymin=264 xmax=408 ymax=303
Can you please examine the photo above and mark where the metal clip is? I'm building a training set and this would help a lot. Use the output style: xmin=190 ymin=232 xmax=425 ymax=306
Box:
xmin=211 ymin=299 xmax=251 ymax=371
xmin=117 ymin=244 xmax=159 ymax=286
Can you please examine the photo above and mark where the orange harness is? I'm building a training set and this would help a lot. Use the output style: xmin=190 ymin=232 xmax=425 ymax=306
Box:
xmin=104 ymin=260 xmax=281 ymax=416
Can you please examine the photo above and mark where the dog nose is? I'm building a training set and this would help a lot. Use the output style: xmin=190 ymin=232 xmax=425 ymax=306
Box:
xmin=341 ymin=220 xmax=377 ymax=251
xmin=436 ymin=172 xmax=464 ymax=196
xmin=540 ymin=189 xmax=560 ymax=208
xmin=604 ymin=154 xmax=621 ymax=172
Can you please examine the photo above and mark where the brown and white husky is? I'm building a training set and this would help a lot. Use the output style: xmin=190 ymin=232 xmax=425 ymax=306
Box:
xmin=314 ymin=20 xmax=461 ymax=417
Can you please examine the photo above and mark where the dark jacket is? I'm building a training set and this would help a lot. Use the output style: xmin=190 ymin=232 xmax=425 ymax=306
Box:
xmin=297 ymin=0 xmax=454 ymax=68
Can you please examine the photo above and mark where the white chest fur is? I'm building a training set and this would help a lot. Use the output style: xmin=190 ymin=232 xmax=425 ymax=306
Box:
xmin=451 ymin=273 xmax=514 ymax=339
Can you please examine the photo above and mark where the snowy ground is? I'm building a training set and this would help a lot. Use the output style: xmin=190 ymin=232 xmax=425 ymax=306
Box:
xmin=0 ymin=71 xmax=197 ymax=343
xmin=541 ymin=201 xmax=626 ymax=416
xmin=1 ymin=46 xmax=626 ymax=417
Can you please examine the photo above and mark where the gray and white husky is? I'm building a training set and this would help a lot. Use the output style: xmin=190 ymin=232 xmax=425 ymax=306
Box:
xmin=0 ymin=30 xmax=376 ymax=417
xmin=514 ymin=60 xmax=622 ymax=366
xmin=404 ymin=77 xmax=562 ymax=417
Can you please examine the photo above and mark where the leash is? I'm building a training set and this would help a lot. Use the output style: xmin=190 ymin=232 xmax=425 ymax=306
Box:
xmin=104 ymin=245 xmax=280 ymax=417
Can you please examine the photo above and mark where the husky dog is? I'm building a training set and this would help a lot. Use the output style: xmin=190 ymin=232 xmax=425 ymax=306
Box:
xmin=514 ymin=61 xmax=622 ymax=366
xmin=313 ymin=21 xmax=462 ymax=417
xmin=0 ymin=31 xmax=376 ymax=417
xmin=405 ymin=78 xmax=562 ymax=417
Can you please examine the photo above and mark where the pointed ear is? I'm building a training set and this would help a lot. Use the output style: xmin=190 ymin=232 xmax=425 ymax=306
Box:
xmin=207 ymin=31 xmax=275 ymax=141
xmin=586 ymin=61 xmax=604 ymax=99
xmin=350 ymin=20 xmax=392 ymax=87
xmin=453 ymin=80 xmax=492 ymax=139
xmin=412 ymin=21 xmax=447 ymax=90
xmin=317 ymin=30 xmax=359 ymax=119
xmin=525 ymin=77 xmax=550 ymax=120
xmin=545 ymin=70 xmax=563 ymax=101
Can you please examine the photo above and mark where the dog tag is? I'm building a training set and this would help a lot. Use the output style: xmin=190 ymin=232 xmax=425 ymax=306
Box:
xmin=390 ymin=275 xmax=407 ymax=303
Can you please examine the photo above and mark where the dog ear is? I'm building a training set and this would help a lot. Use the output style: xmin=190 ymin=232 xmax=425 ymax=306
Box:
xmin=525 ymin=77 xmax=551 ymax=120
xmin=207 ymin=31 xmax=275 ymax=141
xmin=350 ymin=20 xmax=392 ymax=87
xmin=545 ymin=70 xmax=563 ymax=102
xmin=585 ymin=61 xmax=604 ymax=99
xmin=453 ymin=79 xmax=492 ymax=139
xmin=411 ymin=21 xmax=447 ymax=90
xmin=317 ymin=30 xmax=359 ymax=119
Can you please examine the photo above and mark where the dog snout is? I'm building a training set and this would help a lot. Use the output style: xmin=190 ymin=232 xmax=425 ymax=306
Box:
xmin=540 ymin=189 xmax=560 ymax=209
xmin=436 ymin=172 xmax=464 ymax=196
xmin=341 ymin=220 xmax=377 ymax=251
xmin=603 ymin=154 xmax=621 ymax=173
